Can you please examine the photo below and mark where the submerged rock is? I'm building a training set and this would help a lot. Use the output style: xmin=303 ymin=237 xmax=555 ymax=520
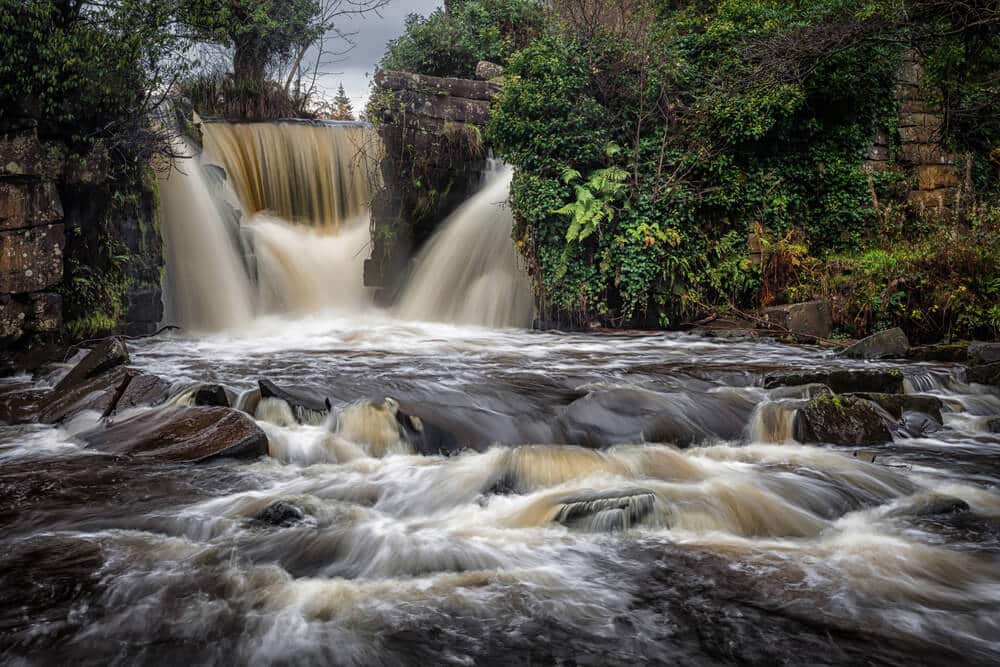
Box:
xmin=841 ymin=327 xmax=909 ymax=360
xmin=887 ymin=494 xmax=970 ymax=518
xmin=81 ymin=406 xmax=268 ymax=462
xmin=986 ymin=417 xmax=1000 ymax=434
xmin=253 ymin=500 xmax=307 ymax=528
xmin=553 ymin=488 xmax=656 ymax=531
xmin=794 ymin=394 xmax=892 ymax=446
xmin=39 ymin=366 xmax=133 ymax=423
xmin=764 ymin=369 xmax=904 ymax=394
xmin=192 ymin=383 xmax=232 ymax=408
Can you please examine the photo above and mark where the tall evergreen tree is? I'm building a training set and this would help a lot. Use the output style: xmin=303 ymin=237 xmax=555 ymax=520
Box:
xmin=331 ymin=83 xmax=354 ymax=120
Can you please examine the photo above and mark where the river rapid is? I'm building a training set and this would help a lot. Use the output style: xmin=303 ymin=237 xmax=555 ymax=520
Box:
xmin=2 ymin=314 xmax=1000 ymax=665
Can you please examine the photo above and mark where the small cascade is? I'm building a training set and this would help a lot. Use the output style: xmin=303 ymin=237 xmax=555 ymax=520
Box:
xmin=202 ymin=122 xmax=371 ymax=229
xmin=396 ymin=166 xmax=535 ymax=328
xmin=159 ymin=123 xmax=375 ymax=331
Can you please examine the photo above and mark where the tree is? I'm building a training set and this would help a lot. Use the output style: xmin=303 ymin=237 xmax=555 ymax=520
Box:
xmin=330 ymin=83 xmax=354 ymax=120
xmin=180 ymin=0 xmax=392 ymax=100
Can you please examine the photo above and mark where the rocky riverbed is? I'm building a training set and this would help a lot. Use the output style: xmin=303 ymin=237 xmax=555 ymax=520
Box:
xmin=2 ymin=315 xmax=999 ymax=665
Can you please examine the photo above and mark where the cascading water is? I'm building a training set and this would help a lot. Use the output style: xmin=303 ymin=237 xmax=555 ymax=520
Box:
xmin=396 ymin=166 xmax=535 ymax=328
xmin=158 ymin=122 xmax=375 ymax=330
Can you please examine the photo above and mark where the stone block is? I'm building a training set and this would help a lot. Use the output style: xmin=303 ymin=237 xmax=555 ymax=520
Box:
xmin=764 ymin=300 xmax=833 ymax=339
xmin=0 ymin=294 xmax=27 ymax=340
xmin=841 ymin=327 xmax=910 ymax=360
xmin=0 ymin=223 xmax=64 ymax=293
xmin=0 ymin=181 xmax=62 ymax=231
xmin=375 ymin=70 xmax=501 ymax=102
xmin=899 ymin=124 xmax=941 ymax=145
xmin=915 ymin=165 xmax=961 ymax=190
xmin=897 ymin=60 xmax=924 ymax=86
xmin=0 ymin=130 xmax=62 ymax=179
xmin=899 ymin=142 xmax=953 ymax=165
xmin=898 ymin=112 xmax=942 ymax=129
xmin=899 ymin=99 xmax=934 ymax=114
xmin=908 ymin=188 xmax=955 ymax=216
xmin=124 ymin=286 xmax=163 ymax=335
xmin=867 ymin=145 xmax=888 ymax=161
xmin=27 ymin=292 xmax=61 ymax=332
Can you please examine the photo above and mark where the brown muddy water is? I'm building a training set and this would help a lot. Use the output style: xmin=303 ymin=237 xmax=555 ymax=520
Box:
xmin=2 ymin=317 xmax=999 ymax=666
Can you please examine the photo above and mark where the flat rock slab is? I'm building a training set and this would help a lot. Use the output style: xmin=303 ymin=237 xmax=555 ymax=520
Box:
xmin=848 ymin=392 xmax=943 ymax=422
xmin=81 ymin=406 xmax=268 ymax=463
xmin=54 ymin=337 xmax=129 ymax=393
xmin=764 ymin=369 xmax=905 ymax=394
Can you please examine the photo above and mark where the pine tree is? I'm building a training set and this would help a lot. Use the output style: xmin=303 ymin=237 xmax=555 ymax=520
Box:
xmin=331 ymin=83 xmax=354 ymax=120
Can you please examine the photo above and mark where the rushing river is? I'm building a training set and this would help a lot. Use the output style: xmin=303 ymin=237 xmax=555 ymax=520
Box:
xmin=1 ymin=314 xmax=999 ymax=665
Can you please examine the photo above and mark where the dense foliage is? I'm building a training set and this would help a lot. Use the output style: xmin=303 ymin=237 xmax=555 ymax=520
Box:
xmin=381 ymin=0 xmax=545 ymax=78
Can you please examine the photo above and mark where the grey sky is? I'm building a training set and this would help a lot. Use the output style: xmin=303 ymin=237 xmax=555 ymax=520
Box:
xmin=316 ymin=0 xmax=443 ymax=112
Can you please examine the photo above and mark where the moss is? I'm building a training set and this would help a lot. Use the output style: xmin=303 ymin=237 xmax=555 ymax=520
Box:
xmin=66 ymin=313 xmax=116 ymax=339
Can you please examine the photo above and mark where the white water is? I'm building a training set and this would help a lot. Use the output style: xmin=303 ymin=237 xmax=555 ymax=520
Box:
xmin=396 ymin=167 xmax=535 ymax=328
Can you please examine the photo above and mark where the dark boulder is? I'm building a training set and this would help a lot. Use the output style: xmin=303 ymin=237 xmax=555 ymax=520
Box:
xmin=848 ymin=392 xmax=943 ymax=422
xmin=764 ymin=300 xmax=832 ymax=339
xmin=966 ymin=362 xmax=1000 ymax=387
xmin=558 ymin=387 xmax=753 ymax=448
xmin=258 ymin=379 xmax=330 ymax=423
xmin=969 ymin=342 xmax=1000 ymax=366
xmin=840 ymin=328 xmax=909 ymax=360
xmin=794 ymin=394 xmax=892 ymax=446
xmin=764 ymin=369 xmax=904 ymax=394
xmin=898 ymin=411 xmax=942 ymax=437
xmin=985 ymin=417 xmax=1000 ymax=434
xmin=80 ymin=406 xmax=268 ymax=462
xmin=253 ymin=501 xmax=307 ymax=528
xmin=887 ymin=495 xmax=970 ymax=518
xmin=0 ymin=389 xmax=49 ymax=424
xmin=192 ymin=383 xmax=232 ymax=408
xmin=54 ymin=337 xmax=129 ymax=393
xmin=109 ymin=372 xmax=171 ymax=414
xmin=394 ymin=399 xmax=553 ymax=454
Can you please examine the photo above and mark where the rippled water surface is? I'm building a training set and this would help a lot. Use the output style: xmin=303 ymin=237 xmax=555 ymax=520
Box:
xmin=2 ymin=313 xmax=1000 ymax=665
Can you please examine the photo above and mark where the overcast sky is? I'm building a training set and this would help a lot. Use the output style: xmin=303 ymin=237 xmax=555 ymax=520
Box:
xmin=315 ymin=0 xmax=443 ymax=112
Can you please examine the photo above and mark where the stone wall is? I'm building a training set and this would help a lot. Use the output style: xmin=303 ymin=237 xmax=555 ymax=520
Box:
xmin=0 ymin=125 xmax=164 ymax=370
xmin=365 ymin=70 xmax=502 ymax=298
xmin=0 ymin=129 xmax=65 ymax=357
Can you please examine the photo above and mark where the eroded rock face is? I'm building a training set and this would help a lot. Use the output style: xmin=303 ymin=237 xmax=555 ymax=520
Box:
xmin=969 ymin=342 xmax=1000 ymax=366
xmin=794 ymin=394 xmax=892 ymax=446
xmin=841 ymin=328 xmax=910 ymax=360
xmin=81 ymin=406 xmax=268 ymax=462
xmin=0 ymin=223 xmax=64 ymax=293
xmin=967 ymin=362 xmax=1000 ymax=387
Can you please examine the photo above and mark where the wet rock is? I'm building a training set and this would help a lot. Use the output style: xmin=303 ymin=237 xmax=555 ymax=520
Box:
xmin=26 ymin=292 xmax=60 ymax=333
xmin=124 ymin=287 xmax=163 ymax=336
xmin=193 ymin=383 xmax=231 ymax=408
xmin=767 ymin=383 xmax=832 ymax=400
xmin=899 ymin=411 xmax=941 ymax=437
xmin=986 ymin=417 xmax=1000 ymax=434
xmin=553 ymin=488 xmax=656 ymax=531
xmin=559 ymin=387 xmax=753 ymax=448
xmin=888 ymin=494 xmax=970 ymax=518
xmin=54 ymin=337 xmax=129 ymax=393
xmin=840 ymin=327 xmax=909 ymax=360
xmin=852 ymin=450 xmax=878 ymax=463
xmin=396 ymin=406 xmax=463 ymax=455
xmin=81 ymin=406 xmax=268 ymax=462
xmin=109 ymin=372 xmax=171 ymax=414
xmin=764 ymin=300 xmax=832 ymax=339
xmin=253 ymin=500 xmax=307 ymax=527
xmin=907 ymin=342 xmax=969 ymax=363
xmin=39 ymin=366 xmax=133 ymax=424
xmin=969 ymin=342 xmax=1000 ymax=366
xmin=794 ymin=394 xmax=892 ymax=446
xmin=764 ymin=369 xmax=904 ymax=394
xmin=966 ymin=361 xmax=1000 ymax=387
xmin=0 ymin=181 xmax=63 ymax=231
xmin=258 ymin=379 xmax=330 ymax=422
xmin=0 ymin=389 xmax=49 ymax=424
xmin=848 ymin=392 xmax=943 ymax=422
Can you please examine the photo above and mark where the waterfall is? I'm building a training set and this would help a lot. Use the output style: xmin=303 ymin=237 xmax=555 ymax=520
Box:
xmin=202 ymin=122 xmax=371 ymax=229
xmin=396 ymin=166 xmax=535 ymax=328
xmin=159 ymin=123 xmax=374 ymax=331
xmin=159 ymin=140 xmax=255 ymax=331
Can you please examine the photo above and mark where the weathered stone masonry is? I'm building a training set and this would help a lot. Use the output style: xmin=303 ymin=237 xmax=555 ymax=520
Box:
xmin=366 ymin=70 xmax=502 ymax=298
xmin=0 ymin=130 xmax=65 ymax=348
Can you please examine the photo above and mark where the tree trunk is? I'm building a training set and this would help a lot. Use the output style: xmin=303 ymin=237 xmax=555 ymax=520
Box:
xmin=233 ymin=41 xmax=267 ymax=88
